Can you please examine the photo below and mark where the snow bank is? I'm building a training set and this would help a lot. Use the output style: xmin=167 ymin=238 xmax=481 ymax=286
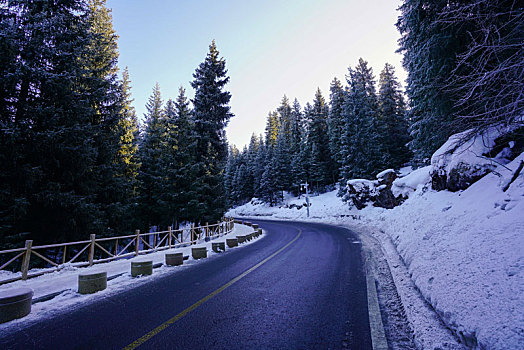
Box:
xmin=228 ymin=152 xmax=524 ymax=349
xmin=0 ymin=224 xmax=259 ymax=332
xmin=431 ymin=122 xmax=523 ymax=191
xmin=392 ymin=165 xmax=431 ymax=197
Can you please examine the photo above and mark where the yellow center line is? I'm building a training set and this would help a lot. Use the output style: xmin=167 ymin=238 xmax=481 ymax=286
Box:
xmin=123 ymin=229 xmax=302 ymax=350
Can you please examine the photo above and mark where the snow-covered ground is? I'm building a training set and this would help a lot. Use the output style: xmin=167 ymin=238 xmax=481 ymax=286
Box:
xmin=0 ymin=224 xmax=258 ymax=333
xmin=228 ymin=155 xmax=524 ymax=349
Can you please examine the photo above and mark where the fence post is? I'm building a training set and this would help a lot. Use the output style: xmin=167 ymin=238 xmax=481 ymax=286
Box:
xmin=191 ymin=224 xmax=195 ymax=245
xmin=135 ymin=229 xmax=140 ymax=256
xmin=21 ymin=240 xmax=33 ymax=280
xmin=88 ymin=234 xmax=96 ymax=266
xmin=217 ymin=221 xmax=221 ymax=235
xmin=205 ymin=222 xmax=209 ymax=238
xmin=168 ymin=226 xmax=172 ymax=249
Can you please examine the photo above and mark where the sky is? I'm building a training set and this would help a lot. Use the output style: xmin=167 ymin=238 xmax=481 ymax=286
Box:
xmin=107 ymin=0 xmax=406 ymax=148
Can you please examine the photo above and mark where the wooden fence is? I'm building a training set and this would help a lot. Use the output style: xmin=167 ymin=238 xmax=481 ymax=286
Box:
xmin=0 ymin=218 xmax=234 ymax=286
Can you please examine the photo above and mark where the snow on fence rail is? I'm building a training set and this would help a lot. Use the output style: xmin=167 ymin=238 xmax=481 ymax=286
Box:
xmin=0 ymin=218 xmax=234 ymax=286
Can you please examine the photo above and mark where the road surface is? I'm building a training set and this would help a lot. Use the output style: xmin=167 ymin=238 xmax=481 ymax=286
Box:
xmin=0 ymin=220 xmax=372 ymax=349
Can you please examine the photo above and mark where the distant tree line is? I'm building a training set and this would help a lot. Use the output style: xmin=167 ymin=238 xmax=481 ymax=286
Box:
xmin=0 ymin=0 xmax=232 ymax=249
xmin=226 ymin=0 xmax=523 ymax=206
xmin=225 ymin=59 xmax=410 ymax=206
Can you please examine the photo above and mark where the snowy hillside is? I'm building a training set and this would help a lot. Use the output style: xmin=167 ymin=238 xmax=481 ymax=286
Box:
xmin=228 ymin=143 xmax=524 ymax=349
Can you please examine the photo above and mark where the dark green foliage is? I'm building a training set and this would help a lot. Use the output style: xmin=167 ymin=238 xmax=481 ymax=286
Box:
xmin=397 ymin=0 xmax=469 ymax=161
xmin=307 ymin=88 xmax=334 ymax=189
xmin=138 ymin=83 xmax=167 ymax=227
xmin=340 ymin=59 xmax=383 ymax=183
xmin=167 ymin=88 xmax=199 ymax=225
xmin=0 ymin=0 xmax=123 ymax=246
xmin=190 ymin=41 xmax=233 ymax=223
xmin=327 ymin=78 xmax=346 ymax=175
xmin=377 ymin=63 xmax=412 ymax=169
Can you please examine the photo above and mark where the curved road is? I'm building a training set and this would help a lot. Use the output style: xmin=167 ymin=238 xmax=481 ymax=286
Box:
xmin=0 ymin=220 xmax=372 ymax=349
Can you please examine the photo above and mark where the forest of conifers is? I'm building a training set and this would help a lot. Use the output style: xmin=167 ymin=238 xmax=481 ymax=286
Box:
xmin=0 ymin=0 xmax=522 ymax=249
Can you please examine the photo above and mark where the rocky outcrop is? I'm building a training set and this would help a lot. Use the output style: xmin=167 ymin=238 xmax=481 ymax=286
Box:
xmin=430 ymin=124 xmax=524 ymax=192
xmin=346 ymin=169 xmax=406 ymax=209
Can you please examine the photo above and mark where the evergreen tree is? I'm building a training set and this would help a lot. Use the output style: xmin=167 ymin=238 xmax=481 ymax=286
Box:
xmin=190 ymin=40 xmax=233 ymax=222
xmin=0 ymin=0 xmax=113 ymax=245
xmin=85 ymin=0 xmax=135 ymax=236
xmin=259 ymin=146 xmax=277 ymax=205
xmin=169 ymin=87 xmax=199 ymax=224
xmin=308 ymin=88 xmax=333 ymax=188
xmin=265 ymin=111 xmax=280 ymax=148
xmin=340 ymin=59 xmax=383 ymax=185
xmin=246 ymin=134 xmax=260 ymax=197
xmin=328 ymin=78 xmax=346 ymax=176
xmin=113 ymin=67 xmax=140 ymax=231
xmin=289 ymin=99 xmax=305 ymax=194
xmin=397 ymin=0 xmax=471 ymax=161
xmin=273 ymin=124 xmax=291 ymax=198
xmin=378 ymin=63 xmax=411 ymax=169
xmin=253 ymin=138 xmax=267 ymax=198
xmin=138 ymin=83 xmax=167 ymax=227
xmin=224 ymin=146 xmax=239 ymax=206
xmin=277 ymin=95 xmax=292 ymax=142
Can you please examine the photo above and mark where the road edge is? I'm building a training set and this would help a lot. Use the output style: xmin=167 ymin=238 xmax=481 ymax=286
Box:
xmin=362 ymin=244 xmax=389 ymax=350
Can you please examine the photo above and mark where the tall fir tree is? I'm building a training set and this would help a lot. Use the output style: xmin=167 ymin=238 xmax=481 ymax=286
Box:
xmin=138 ymin=83 xmax=167 ymax=227
xmin=253 ymin=137 xmax=267 ymax=198
xmin=113 ymin=67 xmax=140 ymax=231
xmin=170 ymin=87 xmax=199 ymax=224
xmin=340 ymin=59 xmax=383 ymax=186
xmin=190 ymin=40 xmax=233 ymax=222
xmin=377 ymin=63 xmax=411 ymax=169
xmin=85 ymin=0 xmax=135 ymax=236
xmin=265 ymin=111 xmax=280 ymax=148
xmin=308 ymin=88 xmax=334 ymax=188
xmin=0 ymin=0 xmax=120 ymax=245
xmin=396 ymin=0 xmax=471 ymax=161
xmin=327 ymin=78 xmax=346 ymax=177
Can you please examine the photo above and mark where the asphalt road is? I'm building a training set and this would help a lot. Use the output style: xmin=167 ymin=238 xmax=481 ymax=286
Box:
xmin=0 ymin=220 xmax=372 ymax=350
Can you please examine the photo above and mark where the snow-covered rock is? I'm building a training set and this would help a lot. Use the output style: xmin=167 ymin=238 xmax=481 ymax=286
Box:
xmin=431 ymin=122 xmax=524 ymax=191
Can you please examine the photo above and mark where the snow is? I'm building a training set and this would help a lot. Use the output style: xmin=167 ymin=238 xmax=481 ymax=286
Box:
xmin=376 ymin=168 xmax=395 ymax=179
xmin=431 ymin=123 xmax=521 ymax=182
xmin=0 ymin=224 xmax=259 ymax=332
xmin=392 ymin=165 xmax=431 ymax=197
xmin=228 ymin=153 xmax=524 ymax=349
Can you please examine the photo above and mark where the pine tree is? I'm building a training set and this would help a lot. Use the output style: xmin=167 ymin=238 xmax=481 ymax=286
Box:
xmin=113 ymin=67 xmax=140 ymax=231
xmin=138 ymin=83 xmax=167 ymax=227
xmin=277 ymin=95 xmax=292 ymax=142
xmin=170 ymin=87 xmax=199 ymax=224
xmin=340 ymin=59 xmax=383 ymax=185
xmin=378 ymin=63 xmax=411 ymax=169
xmin=225 ymin=146 xmax=239 ymax=206
xmin=328 ymin=78 xmax=346 ymax=176
xmin=308 ymin=88 xmax=333 ymax=189
xmin=85 ymin=0 xmax=135 ymax=236
xmin=265 ymin=111 xmax=280 ymax=148
xmin=259 ymin=146 xmax=277 ymax=206
xmin=397 ymin=0 xmax=471 ymax=161
xmin=253 ymin=138 xmax=267 ymax=198
xmin=190 ymin=41 xmax=233 ymax=222
xmin=273 ymin=125 xmax=291 ymax=198
xmin=289 ymin=99 xmax=305 ymax=194
xmin=0 ymin=0 xmax=111 ymax=244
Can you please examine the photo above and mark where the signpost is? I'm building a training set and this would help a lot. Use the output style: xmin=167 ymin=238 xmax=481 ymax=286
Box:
xmin=301 ymin=183 xmax=310 ymax=218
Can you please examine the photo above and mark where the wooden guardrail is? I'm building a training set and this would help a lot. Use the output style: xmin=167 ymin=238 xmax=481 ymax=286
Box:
xmin=0 ymin=218 xmax=234 ymax=285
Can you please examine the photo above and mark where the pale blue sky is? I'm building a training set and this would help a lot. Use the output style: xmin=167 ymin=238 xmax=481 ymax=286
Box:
xmin=107 ymin=0 xmax=406 ymax=148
